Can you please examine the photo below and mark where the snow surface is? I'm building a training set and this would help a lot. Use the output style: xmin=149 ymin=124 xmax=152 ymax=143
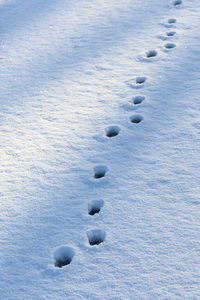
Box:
xmin=0 ymin=0 xmax=200 ymax=299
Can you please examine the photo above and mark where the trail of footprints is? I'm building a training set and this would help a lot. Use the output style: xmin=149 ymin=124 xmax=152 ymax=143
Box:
xmin=53 ymin=0 xmax=182 ymax=268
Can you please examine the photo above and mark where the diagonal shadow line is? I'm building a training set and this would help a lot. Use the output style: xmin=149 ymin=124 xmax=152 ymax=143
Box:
xmin=0 ymin=0 xmax=75 ymax=39
xmin=0 ymin=0 xmax=169 ymax=107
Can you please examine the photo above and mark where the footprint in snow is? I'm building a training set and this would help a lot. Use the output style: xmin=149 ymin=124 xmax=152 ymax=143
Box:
xmin=168 ymin=18 xmax=177 ymax=24
xmin=88 ymin=200 xmax=104 ymax=216
xmin=133 ymin=96 xmax=145 ymax=105
xmin=87 ymin=229 xmax=106 ymax=246
xmin=164 ymin=19 xmax=177 ymax=28
xmin=126 ymin=76 xmax=147 ymax=89
xmin=146 ymin=50 xmax=158 ymax=58
xmin=173 ymin=0 xmax=182 ymax=6
xmin=54 ymin=246 xmax=75 ymax=268
xmin=94 ymin=165 xmax=107 ymax=179
xmin=105 ymin=125 xmax=120 ymax=138
xmin=137 ymin=50 xmax=157 ymax=62
xmin=166 ymin=31 xmax=176 ymax=36
xmin=164 ymin=42 xmax=176 ymax=49
xmin=136 ymin=76 xmax=147 ymax=84
xmin=130 ymin=114 xmax=143 ymax=124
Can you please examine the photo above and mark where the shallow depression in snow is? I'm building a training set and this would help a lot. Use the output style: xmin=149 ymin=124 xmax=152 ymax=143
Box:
xmin=87 ymin=229 xmax=106 ymax=246
xmin=136 ymin=76 xmax=147 ymax=84
xmin=133 ymin=96 xmax=145 ymax=105
xmin=88 ymin=200 xmax=104 ymax=216
xmin=166 ymin=31 xmax=176 ymax=36
xmin=94 ymin=165 xmax=108 ymax=179
xmin=105 ymin=125 xmax=120 ymax=138
xmin=146 ymin=50 xmax=157 ymax=58
xmin=53 ymin=246 xmax=75 ymax=268
xmin=173 ymin=0 xmax=182 ymax=6
xmin=168 ymin=18 xmax=177 ymax=24
xmin=130 ymin=114 xmax=144 ymax=124
xmin=164 ymin=42 xmax=176 ymax=49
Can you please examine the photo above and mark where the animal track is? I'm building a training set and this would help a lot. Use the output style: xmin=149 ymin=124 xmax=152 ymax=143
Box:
xmin=54 ymin=246 xmax=75 ymax=268
xmin=146 ymin=50 xmax=157 ymax=58
xmin=87 ymin=229 xmax=106 ymax=246
xmin=168 ymin=18 xmax=177 ymax=24
xmin=173 ymin=0 xmax=182 ymax=6
xmin=88 ymin=200 xmax=104 ymax=216
xmin=166 ymin=31 xmax=176 ymax=36
xmin=133 ymin=96 xmax=145 ymax=105
xmin=164 ymin=42 xmax=176 ymax=49
xmin=105 ymin=125 xmax=120 ymax=138
xmin=126 ymin=76 xmax=147 ymax=89
xmin=52 ymin=3 xmax=181 ymax=271
xmin=136 ymin=76 xmax=147 ymax=84
xmin=94 ymin=165 xmax=107 ymax=179
xmin=130 ymin=114 xmax=143 ymax=124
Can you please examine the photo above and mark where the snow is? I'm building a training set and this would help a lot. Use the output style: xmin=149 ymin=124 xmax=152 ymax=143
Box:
xmin=0 ymin=0 xmax=200 ymax=299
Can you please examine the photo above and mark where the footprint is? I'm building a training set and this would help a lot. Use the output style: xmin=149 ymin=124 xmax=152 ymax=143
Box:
xmin=168 ymin=18 xmax=177 ymax=24
xmin=94 ymin=165 xmax=107 ymax=179
xmin=164 ymin=42 xmax=176 ymax=49
xmin=87 ymin=229 xmax=106 ymax=246
xmin=166 ymin=31 xmax=176 ymax=36
xmin=133 ymin=96 xmax=145 ymax=105
xmin=130 ymin=114 xmax=143 ymax=123
xmin=126 ymin=76 xmax=147 ymax=89
xmin=88 ymin=200 xmax=104 ymax=216
xmin=105 ymin=125 xmax=120 ymax=138
xmin=173 ymin=0 xmax=182 ymax=6
xmin=136 ymin=76 xmax=147 ymax=84
xmin=164 ymin=19 xmax=177 ymax=28
xmin=146 ymin=50 xmax=157 ymax=58
xmin=54 ymin=246 xmax=75 ymax=268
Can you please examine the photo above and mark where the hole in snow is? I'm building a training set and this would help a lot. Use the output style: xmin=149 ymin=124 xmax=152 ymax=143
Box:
xmin=173 ymin=0 xmax=182 ymax=6
xmin=88 ymin=200 xmax=104 ymax=216
xmin=54 ymin=246 xmax=75 ymax=268
xmin=146 ymin=50 xmax=157 ymax=58
xmin=168 ymin=18 xmax=177 ymax=24
xmin=87 ymin=229 xmax=106 ymax=246
xmin=130 ymin=115 xmax=143 ymax=124
xmin=166 ymin=31 xmax=176 ymax=36
xmin=94 ymin=165 xmax=107 ymax=179
xmin=136 ymin=76 xmax=146 ymax=84
xmin=105 ymin=125 xmax=120 ymax=138
xmin=164 ymin=42 xmax=176 ymax=49
xmin=133 ymin=96 xmax=145 ymax=105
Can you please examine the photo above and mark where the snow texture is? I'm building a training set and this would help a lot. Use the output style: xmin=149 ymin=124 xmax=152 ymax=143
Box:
xmin=0 ymin=0 xmax=200 ymax=299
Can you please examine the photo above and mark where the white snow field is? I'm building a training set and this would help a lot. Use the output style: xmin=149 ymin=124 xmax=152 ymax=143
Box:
xmin=0 ymin=0 xmax=200 ymax=299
